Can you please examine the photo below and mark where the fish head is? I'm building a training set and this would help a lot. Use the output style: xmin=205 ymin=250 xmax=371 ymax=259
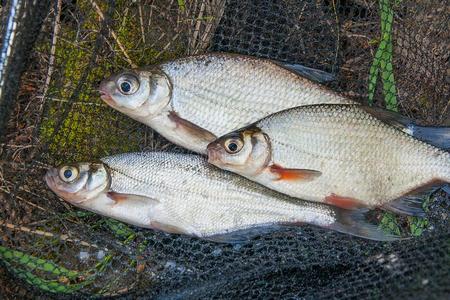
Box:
xmin=99 ymin=68 xmax=172 ymax=120
xmin=45 ymin=162 xmax=110 ymax=204
xmin=207 ymin=127 xmax=271 ymax=176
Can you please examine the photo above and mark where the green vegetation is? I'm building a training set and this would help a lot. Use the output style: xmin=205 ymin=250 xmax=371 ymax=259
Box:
xmin=380 ymin=195 xmax=431 ymax=237
xmin=408 ymin=216 xmax=429 ymax=237
xmin=0 ymin=246 xmax=94 ymax=293
xmin=379 ymin=212 xmax=401 ymax=236
xmin=368 ymin=0 xmax=398 ymax=111
xmin=369 ymin=0 xmax=431 ymax=238
xmin=103 ymin=218 xmax=137 ymax=242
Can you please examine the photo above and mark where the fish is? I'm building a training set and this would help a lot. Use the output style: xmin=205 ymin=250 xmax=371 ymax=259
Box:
xmin=44 ymin=152 xmax=400 ymax=242
xmin=207 ymin=104 xmax=450 ymax=216
xmin=98 ymin=53 xmax=450 ymax=154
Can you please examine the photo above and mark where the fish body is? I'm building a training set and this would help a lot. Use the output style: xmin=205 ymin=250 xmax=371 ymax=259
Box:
xmin=45 ymin=152 xmax=397 ymax=241
xmin=207 ymin=104 xmax=450 ymax=212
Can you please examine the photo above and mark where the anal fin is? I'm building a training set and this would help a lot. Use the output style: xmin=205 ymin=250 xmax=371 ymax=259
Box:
xmin=442 ymin=184 xmax=450 ymax=195
xmin=329 ymin=208 xmax=404 ymax=241
xmin=382 ymin=197 xmax=426 ymax=217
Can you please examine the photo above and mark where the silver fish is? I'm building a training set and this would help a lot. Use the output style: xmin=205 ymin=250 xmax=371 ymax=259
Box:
xmin=45 ymin=152 xmax=398 ymax=241
xmin=207 ymin=104 xmax=450 ymax=216
xmin=98 ymin=53 xmax=450 ymax=154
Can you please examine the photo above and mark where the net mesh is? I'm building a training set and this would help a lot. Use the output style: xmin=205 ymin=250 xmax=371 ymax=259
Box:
xmin=0 ymin=0 xmax=449 ymax=298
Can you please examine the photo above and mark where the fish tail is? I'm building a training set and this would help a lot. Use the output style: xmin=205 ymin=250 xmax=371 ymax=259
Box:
xmin=409 ymin=125 xmax=450 ymax=150
xmin=328 ymin=208 xmax=405 ymax=241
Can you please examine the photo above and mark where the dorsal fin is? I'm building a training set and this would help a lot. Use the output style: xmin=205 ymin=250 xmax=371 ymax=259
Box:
xmin=273 ymin=61 xmax=336 ymax=83
xmin=360 ymin=106 xmax=417 ymax=132
xmin=361 ymin=106 xmax=450 ymax=150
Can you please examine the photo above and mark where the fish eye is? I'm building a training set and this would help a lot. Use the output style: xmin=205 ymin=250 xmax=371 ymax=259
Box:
xmin=224 ymin=137 xmax=243 ymax=154
xmin=117 ymin=74 xmax=139 ymax=95
xmin=58 ymin=166 xmax=79 ymax=183
xmin=120 ymin=81 xmax=131 ymax=93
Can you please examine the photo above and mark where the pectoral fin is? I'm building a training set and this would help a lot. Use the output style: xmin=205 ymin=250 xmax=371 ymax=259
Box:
xmin=269 ymin=164 xmax=321 ymax=181
xmin=107 ymin=192 xmax=159 ymax=205
xmin=168 ymin=111 xmax=216 ymax=143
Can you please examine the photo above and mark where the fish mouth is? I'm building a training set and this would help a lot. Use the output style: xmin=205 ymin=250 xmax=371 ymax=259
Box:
xmin=44 ymin=168 xmax=58 ymax=190
xmin=99 ymin=91 xmax=112 ymax=102
xmin=206 ymin=143 xmax=222 ymax=165
xmin=98 ymin=80 xmax=116 ymax=105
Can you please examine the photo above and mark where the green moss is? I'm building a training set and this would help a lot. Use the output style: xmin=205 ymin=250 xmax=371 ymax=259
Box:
xmin=408 ymin=216 xmax=429 ymax=237
xmin=380 ymin=212 xmax=401 ymax=236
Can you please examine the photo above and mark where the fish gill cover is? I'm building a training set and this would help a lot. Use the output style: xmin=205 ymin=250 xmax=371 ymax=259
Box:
xmin=0 ymin=0 xmax=449 ymax=298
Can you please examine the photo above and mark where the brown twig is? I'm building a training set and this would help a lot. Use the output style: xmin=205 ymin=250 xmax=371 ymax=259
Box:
xmin=138 ymin=1 xmax=146 ymax=43
xmin=154 ymin=33 xmax=180 ymax=59
xmin=0 ymin=220 xmax=101 ymax=249
xmin=32 ymin=0 xmax=62 ymax=144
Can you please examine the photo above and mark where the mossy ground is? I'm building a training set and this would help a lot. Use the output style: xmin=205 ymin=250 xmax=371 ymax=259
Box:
xmin=38 ymin=0 xmax=185 ymax=163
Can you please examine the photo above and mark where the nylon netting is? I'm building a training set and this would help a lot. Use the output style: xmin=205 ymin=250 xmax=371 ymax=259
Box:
xmin=0 ymin=0 xmax=449 ymax=298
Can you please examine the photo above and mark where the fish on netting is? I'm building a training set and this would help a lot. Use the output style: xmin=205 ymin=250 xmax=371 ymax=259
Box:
xmin=44 ymin=152 xmax=400 ymax=242
xmin=207 ymin=104 xmax=450 ymax=216
xmin=98 ymin=53 xmax=450 ymax=154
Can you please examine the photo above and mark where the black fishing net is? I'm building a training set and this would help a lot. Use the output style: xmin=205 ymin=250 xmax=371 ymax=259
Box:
xmin=0 ymin=0 xmax=449 ymax=298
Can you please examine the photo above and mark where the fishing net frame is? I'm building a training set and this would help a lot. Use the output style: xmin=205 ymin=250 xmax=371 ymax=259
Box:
xmin=0 ymin=0 xmax=449 ymax=298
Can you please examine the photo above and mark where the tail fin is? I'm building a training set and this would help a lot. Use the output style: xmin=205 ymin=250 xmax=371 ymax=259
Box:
xmin=382 ymin=183 xmax=448 ymax=217
xmin=410 ymin=125 xmax=450 ymax=150
xmin=382 ymin=196 xmax=427 ymax=217
xmin=329 ymin=208 xmax=405 ymax=241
